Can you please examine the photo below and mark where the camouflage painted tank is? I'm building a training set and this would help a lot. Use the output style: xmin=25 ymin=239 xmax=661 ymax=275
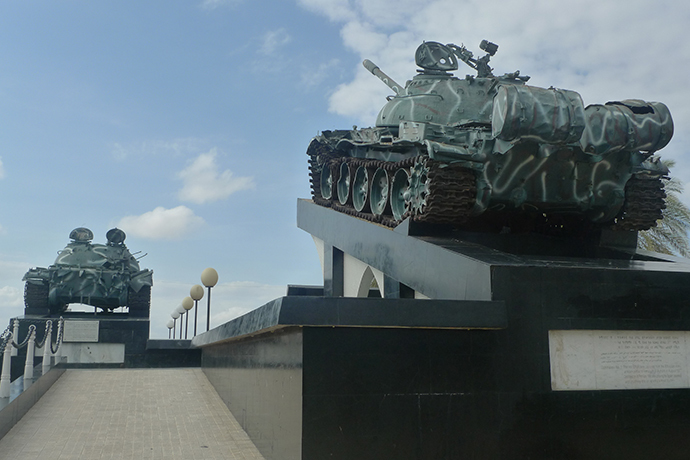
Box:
xmin=307 ymin=40 xmax=673 ymax=234
xmin=22 ymin=227 xmax=153 ymax=316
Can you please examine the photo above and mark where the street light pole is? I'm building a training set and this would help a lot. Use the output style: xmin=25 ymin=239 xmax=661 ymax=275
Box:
xmin=182 ymin=297 xmax=194 ymax=340
xmin=201 ymin=268 xmax=218 ymax=332
xmin=171 ymin=310 xmax=180 ymax=339
xmin=166 ymin=319 xmax=174 ymax=339
xmin=176 ymin=305 xmax=186 ymax=339
xmin=190 ymin=285 xmax=204 ymax=337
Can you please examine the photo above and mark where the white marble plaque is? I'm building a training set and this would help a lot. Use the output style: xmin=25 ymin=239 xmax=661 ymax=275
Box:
xmin=60 ymin=343 xmax=124 ymax=363
xmin=63 ymin=320 xmax=99 ymax=343
xmin=549 ymin=330 xmax=690 ymax=391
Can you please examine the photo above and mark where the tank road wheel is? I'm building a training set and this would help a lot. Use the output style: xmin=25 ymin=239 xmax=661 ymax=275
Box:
xmin=352 ymin=166 xmax=371 ymax=212
xmin=370 ymin=168 xmax=390 ymax=217
xmin=408 ymin=157 xmax=431 ymax=218
xmin=391 ymin=168 xmax=411 ymax=222
xmin=307 ymin=138 xmax=335 ymax=200
xmin=337 ymin=162 xmax=352 ymax=205
xmin=24 ymin=281 xmax=49 ymax=310
xmin=320 ymin=165 xmax=334 ymax=200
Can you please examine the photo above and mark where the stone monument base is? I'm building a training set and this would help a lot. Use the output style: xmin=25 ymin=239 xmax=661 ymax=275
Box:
xmin=191 ymin=201 xmax=690 ymax=460
xmin=10 ymin=314 xmax=149 ymax=375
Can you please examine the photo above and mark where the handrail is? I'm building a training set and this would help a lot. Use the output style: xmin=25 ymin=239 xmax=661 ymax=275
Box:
xmin=0 ymin=318 xmax=64 ymax=398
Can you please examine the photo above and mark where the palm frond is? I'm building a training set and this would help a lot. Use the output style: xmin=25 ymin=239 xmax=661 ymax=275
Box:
xmin=638 ymin=159 xmax=690 ymax=257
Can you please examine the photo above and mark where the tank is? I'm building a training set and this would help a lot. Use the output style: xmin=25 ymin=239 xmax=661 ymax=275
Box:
xmin=307 ymin=40 xmax=673 ymax=234
xmin=22 ymin=227 xmax=153 ymax=316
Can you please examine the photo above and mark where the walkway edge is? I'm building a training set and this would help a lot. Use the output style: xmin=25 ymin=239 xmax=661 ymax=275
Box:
xmin=0 ymin=367 xmax=66 ymax=440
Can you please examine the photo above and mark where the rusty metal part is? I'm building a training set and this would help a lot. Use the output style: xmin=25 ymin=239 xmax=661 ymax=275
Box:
xmin=613 ymin=177 xmax=666 ymax=231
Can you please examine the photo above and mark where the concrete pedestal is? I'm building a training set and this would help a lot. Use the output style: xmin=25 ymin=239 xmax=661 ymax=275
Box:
xmin=10 ymin=314 xmax=149 ymax=374
xmin=193 ymin=200 xmax=690 ymax=460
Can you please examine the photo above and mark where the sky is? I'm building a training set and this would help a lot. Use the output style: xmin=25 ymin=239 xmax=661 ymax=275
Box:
xmin=1 ymin=0 xmax=689 ymax=339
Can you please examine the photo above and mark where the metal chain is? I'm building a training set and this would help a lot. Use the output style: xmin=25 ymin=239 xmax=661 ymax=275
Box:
xmin=51 ymin=318 xmax=65 ymax=354
xmin=35 ymin=321 xmax=52 ymax=349
xmin=11 ymin=324 xmax=36 ymax=349
xmin=0 ymin=328 xmax=11 ymax=353
xmin=0 ymin=317 xmax=64 ymax=355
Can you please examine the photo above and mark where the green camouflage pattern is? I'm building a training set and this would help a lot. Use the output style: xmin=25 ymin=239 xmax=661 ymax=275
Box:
xmin=308 ymin=40 xmax=673 ymax=232
xmin=23 ymin=228 xmax=153 ymax=314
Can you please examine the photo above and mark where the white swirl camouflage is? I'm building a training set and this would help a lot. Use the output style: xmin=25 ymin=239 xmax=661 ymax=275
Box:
xmin=308 ymin=40 xmax=672 ymax=235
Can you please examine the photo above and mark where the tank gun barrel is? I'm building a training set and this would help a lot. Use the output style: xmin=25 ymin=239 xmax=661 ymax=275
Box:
xmin=363 ymin=59 xmax=403 ymax=95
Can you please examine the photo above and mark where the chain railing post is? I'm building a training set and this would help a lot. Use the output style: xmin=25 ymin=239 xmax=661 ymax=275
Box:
xmin=11 ymin=320 xmax=19 ymax=357
xmin=42 ymin=321 xmax=53 ymax=376
xmin=24 ymin=327 xmax=36 ymax=383
xmin=0 ymin=334 xmax=13 ymax=398
xmin=52 ymin=318 xmax=64 ymax=364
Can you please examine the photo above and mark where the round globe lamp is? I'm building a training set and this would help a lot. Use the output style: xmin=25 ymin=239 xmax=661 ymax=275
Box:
xmin=171 ymin=310 xmax=180 ymax=339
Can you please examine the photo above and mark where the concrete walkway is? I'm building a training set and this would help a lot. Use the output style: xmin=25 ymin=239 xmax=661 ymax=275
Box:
xmin=0 ymin=368 xmax=265 ymax=460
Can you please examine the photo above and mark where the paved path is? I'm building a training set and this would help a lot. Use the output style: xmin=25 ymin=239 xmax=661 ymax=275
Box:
xmin=0 ymin=368 xmax=265 ymax=460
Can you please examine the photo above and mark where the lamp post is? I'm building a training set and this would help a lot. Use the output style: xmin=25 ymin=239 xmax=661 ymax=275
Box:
xmin=166 ymin=319 xmax=174 ymax=339
xmin=176 ymin=305 xmax=186 ymax=339
xmin=171 ymin=310 xmax=180 ymax=339
xmin=190 ymin=284 xmax=204 ymax=336
xmin=201 ymin=268 xmax=218 ymax=332
xmin=182 ymin=297 xmax=194 ymax=339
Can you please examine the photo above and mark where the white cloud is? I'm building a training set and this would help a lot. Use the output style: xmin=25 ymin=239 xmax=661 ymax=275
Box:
xmin=260 ymin=28 xmax=292 ymax=56
xmin=117 ymin=206 xmax=205 ymax=240
xmin=329 ymin=70 xmax=390 ymax=121
xmin=296 ymin=0 xmax=357 ymax=23
xmin=0 ymin=286 xmax=23 ymax=309
xmin=0 ymin=158 xmax=5 ymax=179
xmin=177 ymin=148 xmax=254 ymax=204
xmin=0 ymin=259 xmax=33 ymax=328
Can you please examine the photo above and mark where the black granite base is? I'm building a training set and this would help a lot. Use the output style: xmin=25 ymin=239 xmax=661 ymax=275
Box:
xmin=194 ymin=296 xmax=507 ymax=460
xmin=189 ymin=200 xmax=690 ymax=460
xmin=9 ymin=314 xmax=149 ymax=371
xmin=194 ymin=253 xmax=690 ymax=459
xmin=141 ymin=340 xmax=201 ymax=367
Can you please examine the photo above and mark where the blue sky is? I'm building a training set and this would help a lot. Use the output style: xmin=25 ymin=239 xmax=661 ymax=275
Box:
xmin=1 ymin=0 xmax=689 ymax=338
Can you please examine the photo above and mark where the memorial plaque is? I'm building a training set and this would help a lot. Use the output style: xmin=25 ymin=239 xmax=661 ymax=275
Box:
xmin=549 ymin=330 xmax=690 ymax=391
xmin=63 ymin=320 xmax=99 ymax=343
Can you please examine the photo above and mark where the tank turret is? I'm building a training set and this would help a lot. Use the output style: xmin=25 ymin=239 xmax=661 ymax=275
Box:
xmin=307 ymin=40 xmax=672 ymax=234
xmin=22 ymin=228 xmax=153 ymax=316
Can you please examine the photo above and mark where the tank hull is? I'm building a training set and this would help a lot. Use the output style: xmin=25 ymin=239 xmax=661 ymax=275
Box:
xmin=308 ymin=124 xmax=666 ymax=233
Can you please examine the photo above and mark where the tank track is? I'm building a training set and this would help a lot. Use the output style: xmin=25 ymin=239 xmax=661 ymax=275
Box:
xmin=308 ymin=140 xmax=477 ymax=227
xmin=612 ymin=176 xmax=666 ymax=231
xmin=412 ymin=158 xmax=477 ymax=225
xmin=24 ymin=281 xmax=67 ymax=314
xmin=307 ymin=138 xmax=335 ymax=206
xmin=24 ymin=281 xmax=49 ymax=310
